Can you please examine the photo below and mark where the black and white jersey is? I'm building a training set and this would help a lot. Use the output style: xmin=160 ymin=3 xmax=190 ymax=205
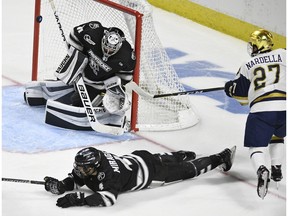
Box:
xmin=65 ymin=150 xmax=156 ymax=207
xmin=68 ymin=21 xmax=136 ymax=88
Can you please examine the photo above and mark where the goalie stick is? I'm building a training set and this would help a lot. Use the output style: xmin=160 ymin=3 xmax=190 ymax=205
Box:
xmin=48 ymin=0 xmax=124 ymax=135
xmin=126 ymin=81 xmax=225 ymax=99
xmin=48 ymin=0 xmax=68 ymax=46
xmin=76 ymin=76 xmax=125 ymax=135
xmin=2 ymin=177 xmax=45 ymax=185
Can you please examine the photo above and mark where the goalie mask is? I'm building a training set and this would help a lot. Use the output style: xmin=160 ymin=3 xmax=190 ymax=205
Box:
xmin=73 ymin=147 xmax=101 ymax=177
xmin=247 ymin=29 xmax=274 ymax=57
xmin=102 ymin=27 xmax=125 ymax=61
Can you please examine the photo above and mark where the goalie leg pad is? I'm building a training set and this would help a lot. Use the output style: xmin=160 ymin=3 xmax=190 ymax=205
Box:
xmin=24 ymin=80 xmax=74 ymax=106
xmin=45 ymin=99 xmax=128 ymax=131
xmin=24 ymin=81 xmax=46 ymax=106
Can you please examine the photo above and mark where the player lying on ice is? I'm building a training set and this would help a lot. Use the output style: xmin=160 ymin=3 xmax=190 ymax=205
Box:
xmin=44 ymin=146 xmax=236 ymax=208
xmin=24 ymin=21 xmax=136 ymax=132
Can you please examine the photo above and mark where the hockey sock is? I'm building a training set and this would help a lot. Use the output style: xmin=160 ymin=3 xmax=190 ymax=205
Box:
xmin=269 ymin=137 xmax=284 ymax=166
xmin=249 ymin=147 xmax=267 ymax=173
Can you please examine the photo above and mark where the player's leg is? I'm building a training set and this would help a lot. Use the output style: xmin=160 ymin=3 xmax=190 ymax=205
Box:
xmin=269 ymin=136 xmax=284 ymax=182
xmin=269 ymin=111 xmax=286 ymax=182
xmin=152 ymin=146 xmax=236 ymax=185
xmin=244 ymin=112 xmax=276 ymax=199
xmin=153 ymin=151 xmax=196 ymax=164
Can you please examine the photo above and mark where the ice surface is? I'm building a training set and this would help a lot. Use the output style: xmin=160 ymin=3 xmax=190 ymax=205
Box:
xmin=2 ymin=1 xmax=286 ymax=216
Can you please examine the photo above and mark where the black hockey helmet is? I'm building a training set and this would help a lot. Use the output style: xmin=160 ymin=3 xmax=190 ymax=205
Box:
xmin=101 ymin=27 xmax=125 ymax=60
xmin=73 ymin=147 xmax=101 ymax=177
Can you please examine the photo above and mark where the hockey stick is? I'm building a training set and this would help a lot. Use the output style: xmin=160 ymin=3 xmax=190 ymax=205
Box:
xmin=2 ymin=177 xmax=45 ymax=185
xmin=126 ymin=81 xmax=224 ymax=99
xmin=48 ymin=0 xmax=124 ymax=135
xmin=48 ymin=0 xmax=68 ymax=46
xmin=76 ymin=76 xmax=125 ymax=135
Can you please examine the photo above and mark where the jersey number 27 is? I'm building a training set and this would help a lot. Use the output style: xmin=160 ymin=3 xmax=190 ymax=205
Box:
xmin=253 ymin=64 xmax=280 ymax=91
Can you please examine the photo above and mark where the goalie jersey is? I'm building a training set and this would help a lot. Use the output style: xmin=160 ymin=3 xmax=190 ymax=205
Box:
xmin=62 ymin=150 xmax=155 ymax=207
xmin=68 ymin=21 xmax=136 ymax=87
xmin=227 ymin=48 xmax=286 ymax=113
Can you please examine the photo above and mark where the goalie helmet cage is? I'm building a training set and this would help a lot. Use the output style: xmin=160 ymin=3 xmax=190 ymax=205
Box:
xmin=31 ymin=0 xmax=199 ymax=132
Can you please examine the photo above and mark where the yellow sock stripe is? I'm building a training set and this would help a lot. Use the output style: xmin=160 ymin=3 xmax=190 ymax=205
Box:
xmin=148 ymin=0 xmax=286 ymax=49
xmin=270 ymin=135 xmax=284 ymax=143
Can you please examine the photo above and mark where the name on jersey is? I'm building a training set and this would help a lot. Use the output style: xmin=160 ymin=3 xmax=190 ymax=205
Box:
xmin=88 ymin=50 xmax=111 ymax=72
xmin=246 ymin=54 xmax=282 ymax=70
xmin=104 ymin=152 xmax=120 ymax=173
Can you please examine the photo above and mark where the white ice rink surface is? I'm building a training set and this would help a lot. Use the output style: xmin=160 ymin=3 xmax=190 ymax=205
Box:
xmin=2 ymin=1 xmax=286 ymax=216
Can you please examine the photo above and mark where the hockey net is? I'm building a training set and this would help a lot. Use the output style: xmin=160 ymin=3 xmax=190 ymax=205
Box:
xmin=32 ymin=0 xmax=199 ymax=131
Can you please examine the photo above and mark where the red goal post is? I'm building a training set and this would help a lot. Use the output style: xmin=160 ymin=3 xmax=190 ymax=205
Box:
xmin=31 ymin=0 xmax=199 ymax=132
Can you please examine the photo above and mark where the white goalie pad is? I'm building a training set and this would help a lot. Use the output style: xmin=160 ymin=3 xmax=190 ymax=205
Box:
xmin=24 ymin=80 xmax=74 ymax=106
xmin=54 ymin=46 xmax=88 ymax=85
xmin=45 ymin=99 xmax=128 ymax=131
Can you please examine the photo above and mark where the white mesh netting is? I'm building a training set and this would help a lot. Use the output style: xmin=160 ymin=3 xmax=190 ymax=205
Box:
xmin=35 ymin=0 xmax=199 ymax=131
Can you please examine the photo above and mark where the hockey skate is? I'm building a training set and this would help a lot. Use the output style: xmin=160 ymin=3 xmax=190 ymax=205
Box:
xmin=257 ymin=165 xmax=270 ymax=199
xmin=271 ymin=165 xmax=282 ymax=182
xmin=218 ymin=146 xmax=237 ymax=172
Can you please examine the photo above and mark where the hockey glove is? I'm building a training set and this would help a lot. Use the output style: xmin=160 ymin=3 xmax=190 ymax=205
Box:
xmin=56 ymin=192 xmax=86 ymax=208
xmin=224 ymin=81 xmax=236 ymax=97
xmin=44 ymin=176 xmax=66 ymax=195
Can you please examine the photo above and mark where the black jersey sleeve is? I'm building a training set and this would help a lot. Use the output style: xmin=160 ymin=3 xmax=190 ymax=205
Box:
xmin=83 ymin=169 xmax=121 ymax=207
xmin=61 ymin=170 xmax=86 ymax=191
xmin=224 ymin=68 xmax=250 ymax=105
xmin=85 ymin=190 xmax=118 ymax=207
xmin=114 ymin=42 xmax=136 ymax=83
xmin=68 ymin=21 xmax=105 ymax=52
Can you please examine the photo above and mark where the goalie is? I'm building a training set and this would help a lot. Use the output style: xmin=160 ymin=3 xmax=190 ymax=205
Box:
xmin=24 ymin=21 xmax=136 ymax=132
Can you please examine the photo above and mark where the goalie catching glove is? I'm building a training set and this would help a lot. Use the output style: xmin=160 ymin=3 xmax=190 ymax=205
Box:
xmin=103 ymin=76 xmax=130 ymax=115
